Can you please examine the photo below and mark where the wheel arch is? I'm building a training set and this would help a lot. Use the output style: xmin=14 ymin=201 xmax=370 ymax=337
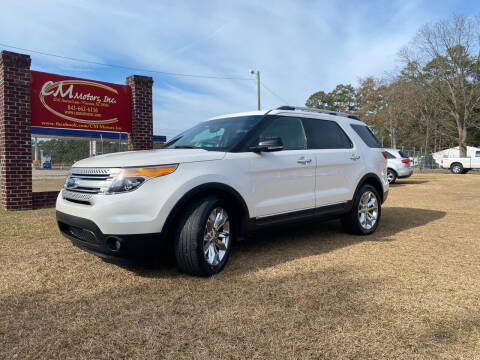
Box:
xmin=354 ymin=173 xmax=386 ymax=204
xmin=450 ymin=162 xmax=463 ymax=168
xmin=387 ymin=167 xmax=397 ymax=176
xmin=163 ymin=182 xmax=250 ymax=242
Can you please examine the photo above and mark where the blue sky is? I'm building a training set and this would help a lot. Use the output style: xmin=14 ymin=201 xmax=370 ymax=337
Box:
xmin=1 ymin=0 xmax=479 ymax=138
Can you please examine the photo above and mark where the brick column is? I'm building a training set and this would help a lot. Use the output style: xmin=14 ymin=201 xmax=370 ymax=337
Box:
xmin=126 ymin=75 xmax=153 ymax=151
xmin=0 ymin=51 xmax=32 ymax=210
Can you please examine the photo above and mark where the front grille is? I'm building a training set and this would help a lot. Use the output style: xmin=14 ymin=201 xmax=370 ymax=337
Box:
xmin=62 ymin=190 xmax=93 ymax=205
xmin=71 ymin=168 xmax=110 ymax=176
xmin=63 ymin=168 xmax=117 ymax=203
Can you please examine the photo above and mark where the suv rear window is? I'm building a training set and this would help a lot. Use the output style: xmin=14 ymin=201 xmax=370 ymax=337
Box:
xmin=351 ymin=124 xmax=380 ymax=148
xmin=386 ymin=151 xmax=396 ymax=159
xmin=302 ymin=118 xmax=352 ymax=149
xmin=398 ymin=150 xmax=408 ymax=158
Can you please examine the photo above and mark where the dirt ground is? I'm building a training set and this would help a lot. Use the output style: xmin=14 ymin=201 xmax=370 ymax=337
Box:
xmin=1 ymin=173 xmax=479 ymax=359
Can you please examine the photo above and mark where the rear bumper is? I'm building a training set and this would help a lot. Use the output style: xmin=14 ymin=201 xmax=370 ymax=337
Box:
xmin=56 ymin=211 xmax=166 ymax=262
xmin=397 ymin=168 xmax=413 ymax=178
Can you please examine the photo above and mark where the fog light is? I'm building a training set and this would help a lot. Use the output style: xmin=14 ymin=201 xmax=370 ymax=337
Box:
xmin=106 ymin=237 xmax=122 ymax=251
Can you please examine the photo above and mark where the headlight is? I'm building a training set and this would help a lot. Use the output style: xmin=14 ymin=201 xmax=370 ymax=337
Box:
xmin=105 ymin=164 xmax=178 ymax=194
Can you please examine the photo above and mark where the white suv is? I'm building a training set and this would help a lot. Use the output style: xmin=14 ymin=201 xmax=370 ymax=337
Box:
xmin=56 ymin=106 xmax=389 ymax=276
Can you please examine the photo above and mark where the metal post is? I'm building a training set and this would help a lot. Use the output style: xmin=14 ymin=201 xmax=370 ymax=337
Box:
xmin=34 ymin=136 xmax=38 ymax=161
xmin=256 ymin=71 xmax=261 ymax=111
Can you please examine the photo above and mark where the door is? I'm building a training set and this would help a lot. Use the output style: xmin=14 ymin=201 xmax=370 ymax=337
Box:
xmin=301 ymin=117 xmax=364 ymax=207
xmin=247 ymin=116 xmax=316 ymax=218
xmin=472 ymin=151 xmax=480 ymax=168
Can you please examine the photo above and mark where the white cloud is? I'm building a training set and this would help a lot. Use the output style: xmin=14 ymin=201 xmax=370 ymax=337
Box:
xmin=0 ymin=0 xmax=470 ymax=138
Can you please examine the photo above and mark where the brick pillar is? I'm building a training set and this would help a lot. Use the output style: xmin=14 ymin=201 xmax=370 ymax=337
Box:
xmin=0 ymin=51 xmax=32 ymax=210
xmin=126 ymin=75 xmax=153 ymax=151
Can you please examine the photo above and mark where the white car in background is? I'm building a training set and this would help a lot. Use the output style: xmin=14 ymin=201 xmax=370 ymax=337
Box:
xmin=384 ymin=148 xmax=413 ymax=184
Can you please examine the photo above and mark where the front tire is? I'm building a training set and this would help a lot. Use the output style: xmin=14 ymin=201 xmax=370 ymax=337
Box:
xmin=174 ymin=196 xmax=233 ymax=276
xmin=341 ymin=184 xmax=381 ymax=235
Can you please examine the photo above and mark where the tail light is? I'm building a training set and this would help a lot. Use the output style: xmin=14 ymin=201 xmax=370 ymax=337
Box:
xmin=381 ymin=151 xmax=388 ymax=159
xmin=401 ymin=159 xmax=409 ymax=164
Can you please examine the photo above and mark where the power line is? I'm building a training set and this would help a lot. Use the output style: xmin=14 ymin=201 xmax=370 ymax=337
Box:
xmin=0 ymin=42 xmax=254 ymax=81
xmin=260 ymin=81 xmax=289 ymax=104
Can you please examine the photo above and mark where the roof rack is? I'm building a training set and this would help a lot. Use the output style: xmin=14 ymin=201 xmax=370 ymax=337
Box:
xmin=276 ymin=106 xmax=360 ymax=120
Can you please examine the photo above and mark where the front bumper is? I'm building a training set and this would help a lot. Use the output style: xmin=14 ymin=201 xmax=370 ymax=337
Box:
xmin=57 ymin=211 xmax=165 ymax=262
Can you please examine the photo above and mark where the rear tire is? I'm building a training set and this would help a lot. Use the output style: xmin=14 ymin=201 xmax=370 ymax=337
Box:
xmin=341 ymin=184 xmax=381 ymax=235
xmin=450 ymin=163 xmax=464 ymax=174
xmin=174 ymin=196 xmax=234 ymax=276
xmin=387 ymin=169 xmax=397 ymax=184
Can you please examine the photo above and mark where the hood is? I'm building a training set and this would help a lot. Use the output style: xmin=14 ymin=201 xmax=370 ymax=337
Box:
xmin=72 ymin=149 xmax=226 ymax=168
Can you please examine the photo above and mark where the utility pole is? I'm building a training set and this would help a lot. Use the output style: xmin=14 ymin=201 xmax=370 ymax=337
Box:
xmin=249 ymin=69 xmax=260 ymax=110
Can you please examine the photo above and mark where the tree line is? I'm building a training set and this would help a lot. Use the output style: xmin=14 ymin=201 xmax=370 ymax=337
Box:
xmin=306 ymin=14 xmax=480 ymax=156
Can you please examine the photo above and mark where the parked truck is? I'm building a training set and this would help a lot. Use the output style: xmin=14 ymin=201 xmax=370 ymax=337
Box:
xmin=441 ymin=150 xmax=480 ymax=173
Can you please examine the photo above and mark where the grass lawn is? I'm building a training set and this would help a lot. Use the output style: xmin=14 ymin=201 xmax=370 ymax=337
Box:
xmin=32 ymin=178 xmax=65 ymax=192
xmin=1 ymin=173 xmax=479 ymax=359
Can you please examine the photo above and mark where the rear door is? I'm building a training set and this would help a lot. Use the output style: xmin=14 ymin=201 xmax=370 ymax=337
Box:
xmin=301 ymin=117 xmax=365 ymax=207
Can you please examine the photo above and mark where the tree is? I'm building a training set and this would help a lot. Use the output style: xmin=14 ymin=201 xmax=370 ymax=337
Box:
xmin=306 ymin=84 xmax=357 ymax=112
xmin=399 ymin=14 xmax=480 ymax=157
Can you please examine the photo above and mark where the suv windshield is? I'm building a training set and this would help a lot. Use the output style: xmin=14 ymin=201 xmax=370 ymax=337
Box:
xmin=165 ymin=115 xmax=262 ymax=151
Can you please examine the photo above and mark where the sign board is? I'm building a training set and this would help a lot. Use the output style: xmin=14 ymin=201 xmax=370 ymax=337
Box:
xmin=31 ymin=71 xmax=131 ymax=133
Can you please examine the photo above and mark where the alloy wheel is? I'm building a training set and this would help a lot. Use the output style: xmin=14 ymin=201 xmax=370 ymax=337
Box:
xmin=387 ymin=170 xmax=394 ymax=183
xmin=357 ymin=191 xmax=379 ymax=230
xmin=203 ymin=207 xmax=230 ymax=266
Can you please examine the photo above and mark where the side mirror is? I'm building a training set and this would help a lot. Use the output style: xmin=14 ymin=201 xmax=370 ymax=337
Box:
xmin=250 ymin=137 xmax=284 ymax=153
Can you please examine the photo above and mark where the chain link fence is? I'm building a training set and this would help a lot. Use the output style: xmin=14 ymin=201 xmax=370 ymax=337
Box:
xmin=398 ymin=148 xmax=443 ymax=172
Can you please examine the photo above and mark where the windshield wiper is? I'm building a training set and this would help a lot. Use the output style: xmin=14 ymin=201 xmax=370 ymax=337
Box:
xmin=174 ymin=145 xmax=196 ymax=149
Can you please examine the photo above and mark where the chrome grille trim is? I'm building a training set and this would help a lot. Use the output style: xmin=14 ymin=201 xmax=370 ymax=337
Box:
xmin=62 ymin=189 xmax=94 ymax=202
xmin=65 ymin=168 xmax=119 ymax=198
xmin=70 ymin=168 xmax=112 ymax=176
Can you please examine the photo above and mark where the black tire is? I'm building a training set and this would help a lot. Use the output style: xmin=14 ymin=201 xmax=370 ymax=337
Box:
xmin=174 ymin=196 xmax=234 ymax=276
xmin=341 ymin=184 xmax=382 ymax=235
xmin=450 ymin=163 xmax=464 ymax=174
xmin=387 ymin=168 xmax=397 ymax=184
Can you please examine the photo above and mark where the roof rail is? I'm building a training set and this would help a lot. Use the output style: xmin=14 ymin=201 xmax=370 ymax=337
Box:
xmin=276 ymin=105 xmax=360 ymax=120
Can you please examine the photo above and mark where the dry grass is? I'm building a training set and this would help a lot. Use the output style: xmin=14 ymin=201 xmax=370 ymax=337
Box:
xmin=1 ymin=173 xmax=479 ymax=359
xmin=32 ymin=178 xmax=65 ymax=192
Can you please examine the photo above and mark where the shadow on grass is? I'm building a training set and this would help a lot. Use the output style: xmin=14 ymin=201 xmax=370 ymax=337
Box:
xmin=391 ymin=180 xmax=429 ymax=186
xmin=124 ymin=206 xmax=445 ymax=277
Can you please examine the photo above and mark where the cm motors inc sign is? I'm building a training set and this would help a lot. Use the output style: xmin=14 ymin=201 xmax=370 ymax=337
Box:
xmin=31 ymin=71 xmax=131 ymax=133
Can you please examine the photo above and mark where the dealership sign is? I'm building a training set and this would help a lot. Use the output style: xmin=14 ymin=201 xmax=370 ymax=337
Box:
xmin=31 ymin=71 xmax=131 ymax=133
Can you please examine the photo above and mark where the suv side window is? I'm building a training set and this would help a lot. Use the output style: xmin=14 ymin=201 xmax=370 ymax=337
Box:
xmin=302 ymin=118 xmax=352 ymax=149
xmin=254 ymin=116 xmax=306 ymax=150
xmin=351 ymin=124 xmax=380 ymax=148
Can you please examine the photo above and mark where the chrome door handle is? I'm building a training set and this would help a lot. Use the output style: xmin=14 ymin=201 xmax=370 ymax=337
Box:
xmin=350 ymin=154 xmax=361 ymax=161
xmin=297 ymin=157 xmax=312 ymax=165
